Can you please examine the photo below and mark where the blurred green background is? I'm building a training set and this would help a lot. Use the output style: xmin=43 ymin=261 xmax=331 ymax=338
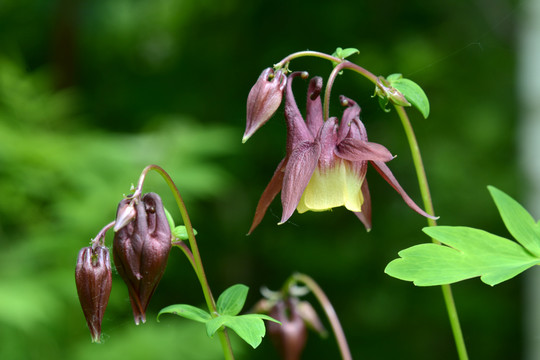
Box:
xmin=0 ymin=0 xmax=524 ymax=359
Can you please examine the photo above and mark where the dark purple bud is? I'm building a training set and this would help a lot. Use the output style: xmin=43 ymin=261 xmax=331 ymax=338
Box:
xmin=267 ymin=299 xmax=307 ymax=360
xmin=113 ymin=192 xmax=172 ymax=325
xmin=75 ymin=245 xmax=112 ymax=343
xmin=243 ymin=67 xmax=287 ymax=143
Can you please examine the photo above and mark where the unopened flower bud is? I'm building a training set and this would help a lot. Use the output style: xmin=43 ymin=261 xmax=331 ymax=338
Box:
xmin=75 ymin=245 xmax=112 ymax=343
xmin=375 ymin=78 xmax=411 ymax=107
xmin=267 ymin=299 xmax=307 ymax=360
xmin=243 ymin=67 xmax=287 ymax=143
xmin=296 ymin=300 xmax=326 ymax=336
xmin=113 ymin=192 xmax=172 ymax=325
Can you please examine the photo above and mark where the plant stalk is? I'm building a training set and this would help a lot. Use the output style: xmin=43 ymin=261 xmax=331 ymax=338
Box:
xmin=136 ymin=165 xmax=236 ymax=360
xmin=394 ymin=106 xmax=468 ymax=360
xmin=289 ymin=273 xmax=352 ymax=360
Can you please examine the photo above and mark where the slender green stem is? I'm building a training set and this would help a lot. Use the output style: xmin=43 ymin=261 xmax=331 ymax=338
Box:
xmin=287 ymin=273 xmax=352 ymax=360
xmin=135 ymin=164 xmax=235 ymax=360
xmin=394 ymin=107 xmax=468 ymax=360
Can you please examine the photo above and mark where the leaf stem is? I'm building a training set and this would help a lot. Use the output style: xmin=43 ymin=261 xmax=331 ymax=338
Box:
xmin=134 ymin=164 xmax=235 ymax=360
xmin=393 ymin=106 xmax=468 ymax=360
xmin=288 ymin=273 xmax=352 ymax=360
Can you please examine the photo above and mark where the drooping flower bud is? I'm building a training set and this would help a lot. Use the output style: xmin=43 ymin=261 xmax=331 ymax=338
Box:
xmin=113 ymin=192 xmax=172 ymax=325
xmin=243 ymin=67 xmax=287 ymax=143
xmin=75 ymin=245 xmax=112 ymax=343
xmin=267 ymin=299 xmax=308 ymax=360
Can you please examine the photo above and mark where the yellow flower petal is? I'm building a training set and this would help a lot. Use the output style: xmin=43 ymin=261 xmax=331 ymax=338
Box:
xmin=297 ymin=161 xmax=365 ymax=213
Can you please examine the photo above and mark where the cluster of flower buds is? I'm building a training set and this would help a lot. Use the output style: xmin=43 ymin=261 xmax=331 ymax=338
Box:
xmin=255 ymin=288 xmax=326 ymax=360
xmin=75 ymin=192 xmax=172 ymax=341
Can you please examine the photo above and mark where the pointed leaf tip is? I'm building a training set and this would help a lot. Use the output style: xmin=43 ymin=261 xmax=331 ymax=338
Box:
xmin=217 ymin=284 xmax=249 ymax=316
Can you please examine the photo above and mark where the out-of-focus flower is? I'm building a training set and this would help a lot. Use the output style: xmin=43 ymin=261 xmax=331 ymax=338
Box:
xmin=75 ymin=245 xmax=112 ymax=343
xmin=113 ymin=192 xmax=172 ymax=325
xmin=248 ymin=72 xmax=436 ymax=234
xmin=267 ymin=299 xmax=308 ymax=360
xmin=243 ymin=67 xmax=287 ymax=143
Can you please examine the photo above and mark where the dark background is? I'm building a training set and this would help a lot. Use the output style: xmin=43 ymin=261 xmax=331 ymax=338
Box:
xmin=0 ymin=0 xmax=523 ymax=359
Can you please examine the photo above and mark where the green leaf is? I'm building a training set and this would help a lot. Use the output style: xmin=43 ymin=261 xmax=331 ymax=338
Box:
xmin=385 ymin=226 xmax=540 ymax=286
xmin=172 ymin=225 xmax=197 ymax=240
xmin=206 ymin=314 xmax=280 ymax=349
xmin=377 ymin=95 xmax=391 ymax=113
xmin=488 ymin=186 xmax=540 ymax=257
xmin=217 ymin=284 xmax=249 ymax=316
xmin=331 ymin=47 xmax=359 ymax=60
xmin=157 ymin=304 xmax=212 ymax=323
xmin=164 ymin=207 xmax=175 ymax=231
xmin=387 ymin=74 xmax=430 ymax=118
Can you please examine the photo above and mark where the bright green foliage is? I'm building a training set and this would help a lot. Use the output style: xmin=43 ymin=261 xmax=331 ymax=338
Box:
xmin=385 ymin=187 xmax=540 ymax=286
xmin=332 ymin=47 xmax=360 ymax=62
xmin=206 ymin=313 xmax=279 ymax=349
xmin=331 ymin=47 xmax=360 ymax=72
xmin=158 ymin=304 xmax=212 ymax=323
xmin=217 ymin=284 xmax=249 ymax=316
xmin=157 ymin=284 xmax=279 ymax=349
xmin=172 ymin=225 xmax=197 ymax=240
xmin=386 ymin=73 xmax=430 ymax=118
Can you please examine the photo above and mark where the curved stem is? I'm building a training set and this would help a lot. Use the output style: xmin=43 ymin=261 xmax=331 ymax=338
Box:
xmin=289 ymin=273 xmax=352 ymax=360
xmin=92 ymin=221 xmax=115 ymax=248
xmin=394 ymin=107 xmax=468 ymax=360
xmin=275 ymin=50 xmax=343 ymax=68
xmin=275 ymin=51 xmax=379 ymax=85
xmin=323 ymin=62 xmax=347 ymax=121
xmin=134 ymin=165 xmax=235 ymax=360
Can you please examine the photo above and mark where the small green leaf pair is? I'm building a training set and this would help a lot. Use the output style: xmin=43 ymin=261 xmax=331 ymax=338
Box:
xmin=385 ymin=186 xmax=540 ymax=286
xmin=158 ymin=284 xmax=280 ymax=348
xmin=164 ymin=207 xmax=198 ymax=240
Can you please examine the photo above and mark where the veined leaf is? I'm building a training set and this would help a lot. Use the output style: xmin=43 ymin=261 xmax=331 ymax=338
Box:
xmin=217 ymin=284 xmax=249 ymax=316
xmin=157 ymin=304 xmax=212 ymax=323
xmin=488 ymin=186 xmax=540 ymax=257
xmin=206 ymin=314 xmax=280 ymax=349
xmin=385 ymin=226 xmax=540 ymax=286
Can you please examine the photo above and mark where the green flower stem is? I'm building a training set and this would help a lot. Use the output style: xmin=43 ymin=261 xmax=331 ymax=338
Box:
xmin=393 ymin=106 xmax=468 ymax=360
xmin=136 ymin=164 xmax=235 ymax=360
xmin=172 ymin=240 xmax=196 ymax=271
xmin=287 ymin=273 xmax=352 ymax=360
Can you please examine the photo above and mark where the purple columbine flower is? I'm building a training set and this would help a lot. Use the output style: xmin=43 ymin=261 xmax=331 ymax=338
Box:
xmin=247 ymin=71 xmax=436 ymax=234
xmin=75 ymin=245 xmax=112 ymax=343
xmin=243 ymin=67 xmax=287 ymax=143
xmin=113 ymin=192 xmax=172 ymax=325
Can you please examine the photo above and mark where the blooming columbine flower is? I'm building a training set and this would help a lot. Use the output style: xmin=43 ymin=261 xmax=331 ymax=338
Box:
xmin=247 ymin=71 xmax=436 ymax=234
xmin=113 ymin=192 xmax=172 ymax=325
